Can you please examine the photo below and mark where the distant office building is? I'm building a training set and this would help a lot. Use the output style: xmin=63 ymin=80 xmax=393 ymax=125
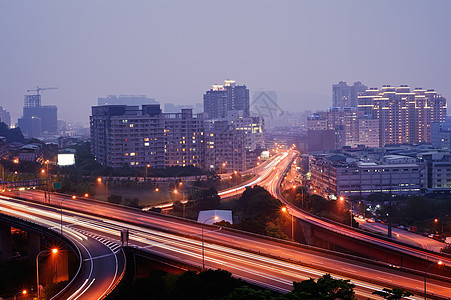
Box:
xmin=203 ymin=80 xmax=250 ymax=119
xmin=307 ymin=107 xmax=372 ymax=149
xmin=90 ymin=104 xmax=205 ymax=168
xmin=18 ymin=94 xmax=57 ymax=137
xmin=431 ymin=116 xmax=451 ymax=149
xmin=332 ymin=81 xmax=367 ymax=108
xmin=358 ymin=85 xmax=447 ymax=146
xmin=0 ymin=106 xmax=11 ymax=127
xmin=97 ymin=95 xmax=158 ymax=106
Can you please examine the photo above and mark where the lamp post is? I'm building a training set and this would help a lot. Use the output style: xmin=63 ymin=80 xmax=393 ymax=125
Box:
xmin=181 ymin=200 xmax=188 ymax=218
xmin=145 ymin=164 xmax=150 ymax=182
xmin=282 ymin=207 xmax=294 ymax=242
xmin=14 ymin=290 xmax=27 ymax=300
xmin=434 ymin=218 xmax=444 ymax=234
xmin=36 ymin=248 xmax=58 ymax=300
xmin=339 ymin=196 xmax=353 ymax=227
xmin=202 ymin=215 xmax=219 ymax=270
xmin=98 ymin=177 xmax=108 ymax=201
xmin=424 ymin=260 xmax=443 ymax=299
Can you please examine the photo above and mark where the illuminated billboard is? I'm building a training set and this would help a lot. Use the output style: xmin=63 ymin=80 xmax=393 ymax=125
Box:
xmin=57 ymin=153 xmax=75 ymax=166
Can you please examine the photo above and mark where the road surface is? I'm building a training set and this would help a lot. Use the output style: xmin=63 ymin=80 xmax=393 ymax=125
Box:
xmin=2 ymin=193 xmax=450 ymax=299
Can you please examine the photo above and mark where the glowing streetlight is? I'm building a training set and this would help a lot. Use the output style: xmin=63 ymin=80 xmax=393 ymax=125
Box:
xmin=155 ymin=188 xmax=159 ymax=192
xmin=14 ymin=290 xmax=27 ymax=300
xmin=202 ymin=216 xmax=219 ymax=270
xmin=339 ymin=196 xmax=353 ymax=226
xmin=36 ymin=248 xmax=58 ymax=300
xmin=145 ymin=164 xmax=150 ymax=180
xmin=424 ymin=260 xmax=443 ymax=299
xmin=97 ymin=177 xmax=108 ymax=201
xmin=84 ymin=193 xmax=89 ymax=198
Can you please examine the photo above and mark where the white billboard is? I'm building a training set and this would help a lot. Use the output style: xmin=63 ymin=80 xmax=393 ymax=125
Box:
xmin=58 ymin=153 xmax=75 ymax=166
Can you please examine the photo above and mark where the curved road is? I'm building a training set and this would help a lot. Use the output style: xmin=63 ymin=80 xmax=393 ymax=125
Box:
xmin=0 ymin=196 xmax=125 ymax=300
xmin=2 ymin=192 xmax=450 ymax=299
xmin=261 ymin=150 xmax=451 ymax=268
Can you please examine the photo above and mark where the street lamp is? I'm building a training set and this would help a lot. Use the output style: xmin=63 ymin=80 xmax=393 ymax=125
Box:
xmin=424 ymin=260 xmax=443 ymax=299
xmin=339 ymin=196 xmax=353 ymax=227
xmin=282 ymin=207 xmax=294 ymax=242
xmin=202 ymin=215 xmax=219 ymax=270
xmin=14 ymin=290 xmax=27 ymax=300
xmin=97 ymin=177 xmax=108 ymax=201
xmin=36 ymin=248 xmax=58 ymax=300
xmin=434 ymin=218 xmax=444 ymax=234
xmin=146 ymin=164 xmax=150 ymax=181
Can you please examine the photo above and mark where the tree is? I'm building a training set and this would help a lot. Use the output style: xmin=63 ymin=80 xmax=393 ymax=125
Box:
xmin=372 ymin=288 xmax=413 ymax=300
xmin=0 ymin=122 xmax=25 ymax=143
xmin=223 ymin=286 xmax=272 ymax=300
xmin=194 ymin=188 xmax=221 ymax=211
xmin=108 ymin=194 xmax=122 ymax=205
xmin=281 ymin=274 xmax=356 ymax=300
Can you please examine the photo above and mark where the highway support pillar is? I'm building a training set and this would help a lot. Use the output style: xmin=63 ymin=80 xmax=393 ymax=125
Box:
xmin=27 ymin=232 xmax=40 ymax=263
xmin=0 ymin=223 xmax=12 ymax=262
xmin=298 ymin=219 xmax=312 ymax=245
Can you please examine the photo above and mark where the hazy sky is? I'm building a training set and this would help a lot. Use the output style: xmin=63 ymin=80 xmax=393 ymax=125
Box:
xmin=1 ymin=1 xmax=450 ymax=124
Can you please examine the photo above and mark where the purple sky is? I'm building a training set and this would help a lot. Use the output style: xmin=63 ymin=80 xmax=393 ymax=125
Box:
xmin=1 ymin=0 xmax=450 ymax=123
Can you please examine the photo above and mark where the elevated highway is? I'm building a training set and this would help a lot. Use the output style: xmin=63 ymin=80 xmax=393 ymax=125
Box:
xmin=1 ymin=193 xmax=450 ymax=299
xmin=0 ymin=196 xmax=125 ymax=300
xmin=260 ymin=151 xmax=451 ymax=269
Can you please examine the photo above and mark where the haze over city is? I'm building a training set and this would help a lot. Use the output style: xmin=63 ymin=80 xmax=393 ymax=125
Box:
xmin=1 ymin=0 xmax=450 ymax=123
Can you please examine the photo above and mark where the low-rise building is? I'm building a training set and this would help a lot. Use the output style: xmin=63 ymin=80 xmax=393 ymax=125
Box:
xmin=310 ymin=153 xmax=422 ymax=198
xmin=18 ymin=144 xmax=44 ymax=163
xmin=419 ymin=152 xmax=451 ymax=192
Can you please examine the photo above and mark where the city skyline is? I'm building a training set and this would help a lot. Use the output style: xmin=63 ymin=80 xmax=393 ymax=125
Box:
xmin=1 ymin=1 xmax=450 ymax=123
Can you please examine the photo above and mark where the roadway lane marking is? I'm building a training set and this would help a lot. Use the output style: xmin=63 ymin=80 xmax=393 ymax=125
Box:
xmin=84 ymin=253 xmax=116 ymax=261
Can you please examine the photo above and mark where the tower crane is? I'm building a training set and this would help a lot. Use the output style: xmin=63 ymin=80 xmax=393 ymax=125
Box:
xmin=26 ymin=86 xmax=58 ymax=95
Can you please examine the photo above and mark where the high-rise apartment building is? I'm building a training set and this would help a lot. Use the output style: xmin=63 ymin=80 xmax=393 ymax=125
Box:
xmin=332 ymin=81 xmax=367 ymax=108
xmin=18 ymin=94 xmax=57 ymax=137
xmin=205 ymin=120 xmax=247 ymax=172
xmin=358 ymin=85 xmax=447 ymax=146
xmin=203 ymin=80 xmax=250 ymax=119
xmin=90 ymin=104 xmax=205 ymax=168
xmin=164 ymin=109 xmax=205 ymax=167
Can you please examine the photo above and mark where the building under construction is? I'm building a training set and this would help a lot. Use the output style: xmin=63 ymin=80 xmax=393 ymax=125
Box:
xmin=18 ymin=87 xmax=58 ymax=137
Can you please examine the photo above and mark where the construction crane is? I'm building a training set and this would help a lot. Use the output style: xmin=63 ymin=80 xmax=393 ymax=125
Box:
xmin=26 ymin=86 xmax=58 ymax=95
xmin=25 ymin=86 xmax=58 ymax=108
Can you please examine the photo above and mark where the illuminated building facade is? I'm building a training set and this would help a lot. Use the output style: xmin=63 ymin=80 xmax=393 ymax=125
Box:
xmin=358 ymin=85 xmax=447 ymax=146
xmin=203 ymin=80 xmax=250 ymax=119
xmin=90 ymin=105 xmax=205 ymax=168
